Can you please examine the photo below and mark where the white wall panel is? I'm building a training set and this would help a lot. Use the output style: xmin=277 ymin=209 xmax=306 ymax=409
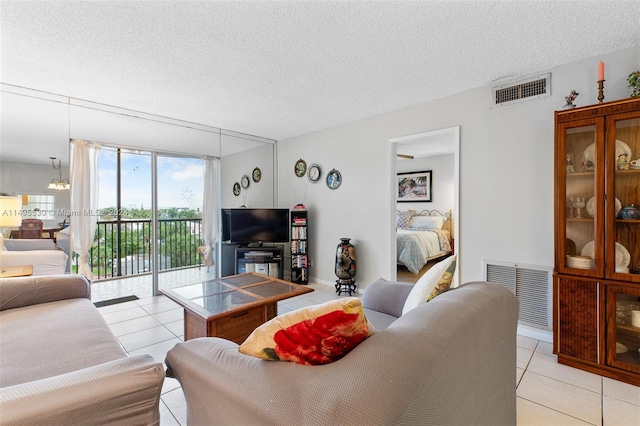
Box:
xmin=275 ymin=46 xmax=639 ymax=290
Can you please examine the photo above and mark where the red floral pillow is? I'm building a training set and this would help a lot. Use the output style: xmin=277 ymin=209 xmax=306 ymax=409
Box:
xmin=239 ymin=298 xmax=375 ymax=365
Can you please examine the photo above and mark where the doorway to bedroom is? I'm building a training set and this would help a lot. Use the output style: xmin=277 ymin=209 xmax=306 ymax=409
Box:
xmin=389 ymin=127 xmax=460 ymax=285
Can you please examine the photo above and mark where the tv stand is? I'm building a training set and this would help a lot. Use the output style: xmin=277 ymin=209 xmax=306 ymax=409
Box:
xmin=234 ymin=246 xmax=283 ymax=279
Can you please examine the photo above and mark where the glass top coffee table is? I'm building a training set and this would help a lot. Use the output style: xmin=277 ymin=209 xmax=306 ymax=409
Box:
xmin=161 ymin=273 xmax=313 ymax=344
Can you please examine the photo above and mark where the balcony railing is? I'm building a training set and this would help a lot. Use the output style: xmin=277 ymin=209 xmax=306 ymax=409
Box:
xmin=75 ymin=218 xmax=204 ymax=280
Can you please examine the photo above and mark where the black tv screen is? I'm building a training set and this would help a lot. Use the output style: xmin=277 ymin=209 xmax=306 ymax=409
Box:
xmin=221 ymin=208 xmax=290 ymax=244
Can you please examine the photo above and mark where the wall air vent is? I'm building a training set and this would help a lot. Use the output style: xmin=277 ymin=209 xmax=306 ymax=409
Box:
xmin=483 ymin=260 xmax=552 ymax=330
xmin=492 ymin=73 xmax=551 ymax=107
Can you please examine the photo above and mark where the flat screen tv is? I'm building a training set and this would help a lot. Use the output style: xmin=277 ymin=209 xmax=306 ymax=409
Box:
xmin=221 ymin=208 xmax=290 ymax=244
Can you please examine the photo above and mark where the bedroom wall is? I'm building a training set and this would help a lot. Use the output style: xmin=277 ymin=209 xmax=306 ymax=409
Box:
xmin=276 ymin=45 xmax=640 ymax=290
xmin=396 ymin=154 xmax=454 ymax=215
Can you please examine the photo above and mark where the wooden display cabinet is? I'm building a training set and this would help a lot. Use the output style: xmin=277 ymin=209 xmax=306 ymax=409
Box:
xmin=554 ymin=97 xmax=640 ymax=386
xmin=606 ymin=284 xmax=640 ymax=376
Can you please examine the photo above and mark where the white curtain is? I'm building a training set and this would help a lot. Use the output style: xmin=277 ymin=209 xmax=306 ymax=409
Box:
xmin=202 ymin=157 xmax=220 ymax=268
xmin=70 ymin=139 xmax=99 ymax=280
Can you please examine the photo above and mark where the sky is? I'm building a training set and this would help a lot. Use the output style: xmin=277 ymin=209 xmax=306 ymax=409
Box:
xmin=98 ymin=149 xmax=204 ymax=211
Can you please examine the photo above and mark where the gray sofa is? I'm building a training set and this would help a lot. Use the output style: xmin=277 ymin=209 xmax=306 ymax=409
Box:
xmin=1 ymin=238 xmax=68 ymax=275
xmin=165 ymin=280 xmax=519 ymax=426
xmin=0 ymin=275 xmax=165 ymax=425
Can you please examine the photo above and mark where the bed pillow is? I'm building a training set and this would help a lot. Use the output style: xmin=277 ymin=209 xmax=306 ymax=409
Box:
xmin=239 ymin=297 xmax=375 ymax=365
xmin=396 ymin=211 xmax=413 ymax=229
xmin=402 ymin=255 xmax=456 ymax=315
xmin=409 ymin=215 xmax=445 ymax=230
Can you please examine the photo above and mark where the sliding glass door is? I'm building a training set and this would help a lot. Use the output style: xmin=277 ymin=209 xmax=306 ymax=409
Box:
xmin=95 ymin=148 xmax=153 ymax=279
xmin=156 ymin=155 xmax=205 ymax=291
xmin=93 ymin=147 xmax=208 ymax=298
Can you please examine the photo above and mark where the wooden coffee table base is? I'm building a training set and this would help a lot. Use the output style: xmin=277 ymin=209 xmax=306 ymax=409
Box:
xmin=162 ymin=273 xmax=313 ymax=345
xmin=183 ymin=302 xmax=277 ymax=344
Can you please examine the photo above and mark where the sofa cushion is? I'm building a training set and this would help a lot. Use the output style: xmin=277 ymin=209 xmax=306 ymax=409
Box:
xmin=363 ymin=308 xmax=397 ymax=330
xmin=0 ymin=250 xmax=68 ymax=276
xmin=402 ymin=255 xmax=456 ymax=315
xmin=0 ymin=298 xmax=127 ymax=387
xmin=3 ymin=239 xmax=56 ymax=251
xmin=361 ymin=277 xmax=413 ymax=318
xmin=239 ymin=298 xmax=375 ymax=365
xmin=0 ymin=275 xmax=90 ymax=311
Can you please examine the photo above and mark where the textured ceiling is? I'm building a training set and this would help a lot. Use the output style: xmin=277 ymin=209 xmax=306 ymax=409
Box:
xmin=1 ymin=0 xmax=640 ymax=153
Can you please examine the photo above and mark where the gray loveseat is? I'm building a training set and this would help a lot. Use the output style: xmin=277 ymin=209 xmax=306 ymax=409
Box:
xmin=1 ymin=238 xmax=68 ymax=275
xmin=165 ymin=280 xmax=519 ymax=425
xmin=0 ymin=275 xmax=165 ymax=425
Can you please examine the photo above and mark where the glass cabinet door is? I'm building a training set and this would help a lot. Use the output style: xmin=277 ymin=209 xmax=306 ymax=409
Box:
xmin=607 ymin=114 xmax=640 ymax=282
xmin=607 ymin=285 xmax=640 ymax=373
xmin=558 ymin=121 xmax=604 ymax=276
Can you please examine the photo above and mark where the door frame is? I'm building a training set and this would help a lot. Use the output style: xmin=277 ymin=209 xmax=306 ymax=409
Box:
xmin=388 ymin=126 xmax=460 ymax=286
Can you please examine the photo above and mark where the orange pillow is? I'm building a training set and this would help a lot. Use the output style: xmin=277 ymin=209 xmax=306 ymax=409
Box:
xmin=239 ymin=298 xmax=374 ymax=365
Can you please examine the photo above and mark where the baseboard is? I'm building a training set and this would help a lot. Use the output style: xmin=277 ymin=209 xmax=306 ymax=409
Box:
xmin=518 ymin=323 xmax=553 ymax=343
xmin=309 ymin=277 xmax=365 ymax=295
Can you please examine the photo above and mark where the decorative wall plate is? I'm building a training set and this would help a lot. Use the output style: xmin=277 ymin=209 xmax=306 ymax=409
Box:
xmin=252 ymin=167 xmax=262 ymax=182
xmin=241 ymin=175 xmax=250 ymax=189
xmin=294 ymin=159 xmax=307 ymax=177
xmin=233 ymin=182 xmax=241 ymax=196
xmin=308 ymin=163 xmax=321 ymax=183
xmin=326 ymin=168 xmax=342 ymax=190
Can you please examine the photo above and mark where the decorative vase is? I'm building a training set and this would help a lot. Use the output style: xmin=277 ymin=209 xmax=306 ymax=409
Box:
xmin=619 ymin=204 xmax=640 ymax=220
xmin=562 ymin=103 xmax=576 ymax=110
xmin=335 ymin=238 xmax=356 ymax=295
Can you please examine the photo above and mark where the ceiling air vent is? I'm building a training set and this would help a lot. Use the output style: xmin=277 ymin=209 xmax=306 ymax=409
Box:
xmin=492 ymin=73 xmax=551 ymax=107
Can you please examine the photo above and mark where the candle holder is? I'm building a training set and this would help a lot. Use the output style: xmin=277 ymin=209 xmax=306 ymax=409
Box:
xmin=597 ymin=80 xmax=605 ymax=104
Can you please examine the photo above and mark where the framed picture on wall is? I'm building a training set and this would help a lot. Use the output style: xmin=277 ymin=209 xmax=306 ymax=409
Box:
xmin=397 ymin=170 xmax=432 ymax=202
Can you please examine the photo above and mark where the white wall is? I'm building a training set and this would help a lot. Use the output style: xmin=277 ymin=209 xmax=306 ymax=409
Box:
xmin=276 ymin=46 xmax=640 ymax=290
xmin=220 ymin=143 xmax=275 ymax=208
xmin=396 ymin=154 xmax=454 ymax=214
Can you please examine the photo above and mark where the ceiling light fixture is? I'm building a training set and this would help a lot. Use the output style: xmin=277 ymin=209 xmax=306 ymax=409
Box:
xmin=47 ymin=157 xmax=70 ymax=190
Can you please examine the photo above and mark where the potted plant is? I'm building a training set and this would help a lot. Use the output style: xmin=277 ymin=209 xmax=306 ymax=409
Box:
xmin=563 ymin=90 xmax=579 ymax=109
xmin=628 ymin=70 xmax=640 ymax=97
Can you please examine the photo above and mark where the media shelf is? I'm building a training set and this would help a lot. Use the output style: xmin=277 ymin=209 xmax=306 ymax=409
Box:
xmin=290 ymin=209 xmax=308 ymax=284
xmin=235 ymin=247 xmax=283 ymax=279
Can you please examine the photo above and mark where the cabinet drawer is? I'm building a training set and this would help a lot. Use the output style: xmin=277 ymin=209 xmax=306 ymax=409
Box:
xmin=214 ymin=307 xmax=265 ymax=344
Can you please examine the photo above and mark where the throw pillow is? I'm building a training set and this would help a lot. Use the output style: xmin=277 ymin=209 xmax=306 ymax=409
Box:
xmin=396 ymin=211 xmax=413 ymax=229
xmin=401 ymin=255 xmax=456 ymax=315
xmin=239 ymin=297 xmax=375 ymax=365
xmin=426 ymin=256 xmax=457 ymax=301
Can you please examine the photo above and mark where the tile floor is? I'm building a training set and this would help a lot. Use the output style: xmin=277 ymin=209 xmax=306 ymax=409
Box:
xmin=92 ymin=270 xmax=640 ymax=425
